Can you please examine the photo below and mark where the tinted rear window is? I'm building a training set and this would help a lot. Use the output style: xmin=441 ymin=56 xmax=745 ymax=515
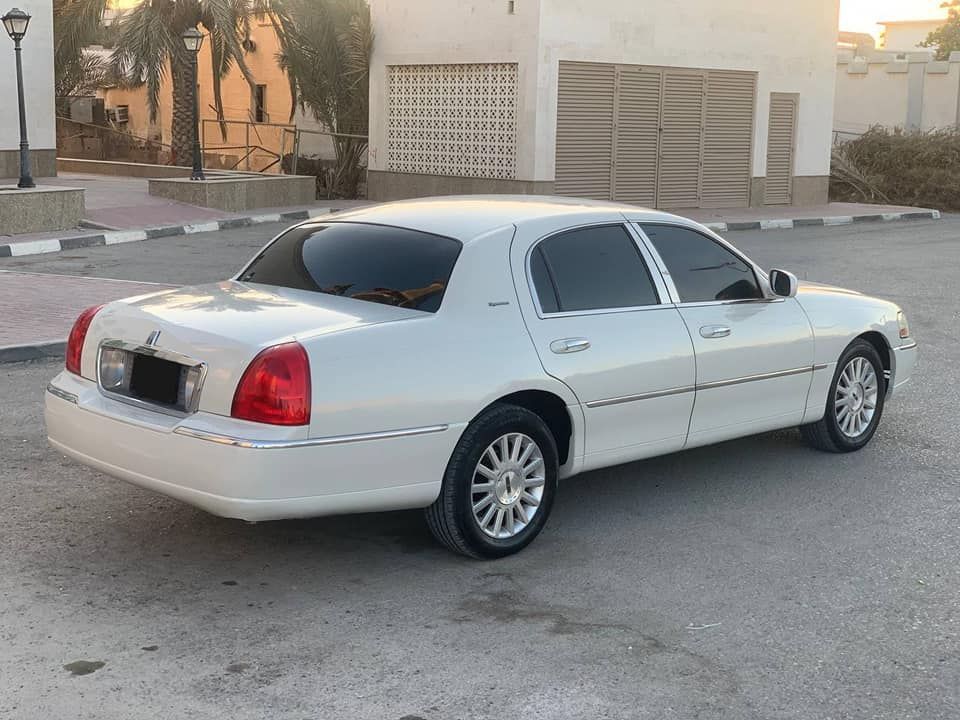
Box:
xmin=237 ymin=223 xmax=462 ymax=313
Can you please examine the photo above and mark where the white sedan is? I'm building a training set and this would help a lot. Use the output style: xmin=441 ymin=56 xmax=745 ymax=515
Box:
xmin=46 ymin=197 xmax=918 ymax=557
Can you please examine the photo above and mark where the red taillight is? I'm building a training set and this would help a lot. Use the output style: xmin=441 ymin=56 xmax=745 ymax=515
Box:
xmin=65 ymin=305 xmax=104 ymax=376
xmin=231 ymin=342 xmax=311 ymax=426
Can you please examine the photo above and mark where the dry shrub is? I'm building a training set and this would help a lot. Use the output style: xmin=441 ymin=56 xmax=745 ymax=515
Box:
xmin=830 ymin=126 xmax=960 ymax=210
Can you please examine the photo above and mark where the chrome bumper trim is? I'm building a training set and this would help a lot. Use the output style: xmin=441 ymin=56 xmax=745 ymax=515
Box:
xmin=173 ymin=423 xmax=450 ymax=450
xmin=896 ymin=341 xmax=918 ymax=351
xmin=46 ymin=383 xmax=79 ymax=405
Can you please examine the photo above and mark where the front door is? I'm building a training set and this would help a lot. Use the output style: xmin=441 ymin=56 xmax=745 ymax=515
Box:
xmin=637 ymin=222 xmax=815 ymax=447
xmin=514 ymin=222 xmax=696 ymax=472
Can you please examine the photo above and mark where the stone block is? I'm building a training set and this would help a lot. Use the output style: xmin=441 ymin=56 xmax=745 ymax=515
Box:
xmin=0 ymin=185 xmax=84 ymax=234
xmin=147 ymin=173 xmax=316 ymax=212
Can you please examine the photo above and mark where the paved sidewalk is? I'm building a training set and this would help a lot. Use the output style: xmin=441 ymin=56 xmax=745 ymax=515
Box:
xmin=1 ymin=173 xmax=367 ymax=258
xmin=684 ymin=202 xmax=940 ymax=231
xmin=0 ymin=271 xmax=174 ymax=362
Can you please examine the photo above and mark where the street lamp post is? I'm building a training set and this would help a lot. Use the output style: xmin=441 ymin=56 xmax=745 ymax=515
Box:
xmin=2 ymin=7 xmax=34 ymax=189
xmin=181 ymin=26 xmax=205 ymax=181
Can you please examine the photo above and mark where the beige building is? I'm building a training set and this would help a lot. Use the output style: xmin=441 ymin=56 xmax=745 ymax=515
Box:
xmin=367 ymin=0 xmax=840 ymax=208
xmin=880 ymin=18 xmax=946 ymax=51
xmin=1 ymin=0 xmax=56 ymax=178
xmin=96 ymin=14 xmax=327 ymax=172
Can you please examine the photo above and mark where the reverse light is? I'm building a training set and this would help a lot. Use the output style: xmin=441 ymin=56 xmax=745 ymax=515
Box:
xmin=65 ymin=305 xmax=104 ymax=376
xmin=231 ymin=342 xmax=311 ymax=426
xmin=897 ymin=311 xmax=910 ymax=339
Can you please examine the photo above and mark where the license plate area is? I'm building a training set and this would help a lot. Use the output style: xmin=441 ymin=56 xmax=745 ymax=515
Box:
xmin=129 ymin=354 xmax=185 ymax=408
xmin=97 ymin=340 xmax=206 ymax=416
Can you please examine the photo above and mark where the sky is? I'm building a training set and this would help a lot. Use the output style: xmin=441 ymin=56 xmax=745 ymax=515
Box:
xmin=840 ymin=0 xmax=950 ymax=38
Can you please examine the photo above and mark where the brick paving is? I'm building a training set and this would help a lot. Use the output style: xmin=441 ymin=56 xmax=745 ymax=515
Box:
xmin=0 ymin=271 xmax=174 ymax=348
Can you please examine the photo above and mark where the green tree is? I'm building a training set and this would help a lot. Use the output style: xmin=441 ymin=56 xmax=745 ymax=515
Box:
xmin=921 ymin=1 xmax=960 ymax=60
xmin=272 ymin=0 xmax=372 ymax=197
xmin=55 ymin=0 xmax=264 ymax=163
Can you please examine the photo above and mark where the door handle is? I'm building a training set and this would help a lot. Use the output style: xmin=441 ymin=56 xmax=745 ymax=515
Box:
xmin=699 ymin=325 xmax=731 ymax=339
xmin=550 ymin=338 xmax=591 ymax=354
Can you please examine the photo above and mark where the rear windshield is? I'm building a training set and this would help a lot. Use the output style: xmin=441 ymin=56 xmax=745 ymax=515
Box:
xmin=237 ymin=223 xmax=462 ymax=313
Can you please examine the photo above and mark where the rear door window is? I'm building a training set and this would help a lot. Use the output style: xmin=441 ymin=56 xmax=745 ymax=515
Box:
xmin=530 ymin=225 xmax=660 ymax=313
xmin=237 ymin=223 xmax=462 ymax=313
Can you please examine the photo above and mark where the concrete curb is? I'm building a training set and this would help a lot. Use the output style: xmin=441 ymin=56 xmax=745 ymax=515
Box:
xmin=0 ymin=340 xmax=66 ymax=364
xmin=700 ymin=209 xmax=941 ymax=233
xmin=0 ymin=207 xmax=334 ymax=259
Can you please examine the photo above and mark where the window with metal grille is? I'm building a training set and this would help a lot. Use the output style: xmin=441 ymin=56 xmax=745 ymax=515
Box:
xmin=386 ymin=63 xmax=518 ymax=180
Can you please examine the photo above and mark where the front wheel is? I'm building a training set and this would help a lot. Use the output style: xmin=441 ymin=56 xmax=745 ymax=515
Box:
xmin=800 ymin=338 xmax=886 ymax=453
xmin=425 ymin=404 xmax=559 ymax=558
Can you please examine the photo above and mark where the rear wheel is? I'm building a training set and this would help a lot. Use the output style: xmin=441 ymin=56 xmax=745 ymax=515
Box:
xmin=425 ymin=404 xmax=558 ymax=558
xmin=800 ymin=339 xmax=886 ymax=453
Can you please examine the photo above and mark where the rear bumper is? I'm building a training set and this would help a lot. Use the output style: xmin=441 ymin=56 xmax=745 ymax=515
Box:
xmin=45 ymin=372 xmax=461 ymax=521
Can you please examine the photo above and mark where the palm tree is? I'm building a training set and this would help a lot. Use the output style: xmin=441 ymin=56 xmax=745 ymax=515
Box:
xmin=55 ymin=0 xmax=264 ymax=164
xmin=272 ymin=0 xmax=372 ymax=197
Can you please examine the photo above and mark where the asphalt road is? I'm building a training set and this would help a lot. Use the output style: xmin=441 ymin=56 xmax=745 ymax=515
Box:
xmin=1 ymin=218 xmax=958 ymax=719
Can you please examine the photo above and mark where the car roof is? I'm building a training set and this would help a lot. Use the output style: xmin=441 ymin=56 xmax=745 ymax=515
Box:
xmin=301 ymin=195 xmax=693 ymax=241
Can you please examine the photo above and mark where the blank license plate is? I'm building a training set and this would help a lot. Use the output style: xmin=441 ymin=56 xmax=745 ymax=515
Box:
xmin=129 ymin=354 xmax=184 ymax=409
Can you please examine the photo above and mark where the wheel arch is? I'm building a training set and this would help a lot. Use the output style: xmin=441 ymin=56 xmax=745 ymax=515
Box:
xmin=856 ymin=330 xmax=893 ymax=393
xmin=473 ymin=389 xmax=575 ymax=467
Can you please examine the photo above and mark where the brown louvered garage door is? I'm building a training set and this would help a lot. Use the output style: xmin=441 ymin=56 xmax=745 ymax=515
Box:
xmin=701 ymin=71 xmax=757 ymax=208
xmin=613 ymin=66 xmax=662 ymax=206
xmin=656 ymin=70 xmax=706 ymax=208
xmin=555 ymin=62 xmax=757 ymax=209
xmin=764 ymin=93 xmax=798 ymax=205
xmin=555 ymin=62 xmax=616 ymax=200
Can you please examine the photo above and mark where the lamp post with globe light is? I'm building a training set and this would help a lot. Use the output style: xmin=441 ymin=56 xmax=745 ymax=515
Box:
xmin=2 ymin=7 xmax=34 ymax=188
xmin=182 ymin=26 xmax=205 ymax=181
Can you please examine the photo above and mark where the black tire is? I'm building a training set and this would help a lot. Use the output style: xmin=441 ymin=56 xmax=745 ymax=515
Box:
xmin=425 ymin=404 xmax=559 ymax=558
xmin=800 ymin=338 xmax=886 ymax=453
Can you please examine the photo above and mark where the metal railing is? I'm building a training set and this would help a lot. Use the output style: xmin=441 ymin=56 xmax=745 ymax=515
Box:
xmin=201 ymin=118 xmax=294 ymax=173
xmin=56 ymin=116 xmax=176 ymax=165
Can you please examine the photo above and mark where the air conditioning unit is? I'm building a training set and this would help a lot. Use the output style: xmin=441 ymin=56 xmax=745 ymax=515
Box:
xmin=106 ymin=106 xmax=129 ymax=124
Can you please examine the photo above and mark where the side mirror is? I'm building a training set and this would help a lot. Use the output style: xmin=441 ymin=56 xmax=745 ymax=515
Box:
xmin=769 ymin=269 xmax=798 ymax=298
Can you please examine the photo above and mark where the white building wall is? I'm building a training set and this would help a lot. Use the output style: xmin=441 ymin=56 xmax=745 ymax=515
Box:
xmin=920 ymin=64 xmax=960 ymax=130
xmin=834 ymin=62 xmax=912 ymax=134
xmin=537 ymin=0 xmax=839 ymax=182
xmin=367 ymin=0 xmax=543 ymax=180
xmin=368 ymin=0 xmax=839 ymax=203
xmin=834 ymin=55 xmax=960 ymax=134
xmin=0 ymin=0 xmax=56 ymax=170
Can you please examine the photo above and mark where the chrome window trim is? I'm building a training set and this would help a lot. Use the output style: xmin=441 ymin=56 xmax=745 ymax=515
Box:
xmin=631 ymin=222 xmax=777 ymax=305
xmin=46 ymin=383 xmax=79 ymax=405
xmin=173 ymin=423 xmax=450 ymax=449
xmin=524 ymin=221 xmax=672 ymax=320
xmin=585 ymin=364 xmax=824 ymax=408
xmin=96 ymin=339 xmax=208 ymax=418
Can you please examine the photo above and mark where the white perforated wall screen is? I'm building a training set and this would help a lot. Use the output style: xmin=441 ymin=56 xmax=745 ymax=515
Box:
xmin=386 ymin=63 xmax=519 ymax=179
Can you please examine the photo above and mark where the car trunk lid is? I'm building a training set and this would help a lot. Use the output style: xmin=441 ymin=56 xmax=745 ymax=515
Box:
xmin=85 ymin=281 xmax=423 ymax=415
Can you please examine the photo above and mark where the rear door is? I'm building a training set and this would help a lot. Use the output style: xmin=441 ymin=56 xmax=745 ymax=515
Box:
xmin=512 ymin=221 xmax=696 ymax=471
xmin=637 ymin=223 xmax=814 ymax=447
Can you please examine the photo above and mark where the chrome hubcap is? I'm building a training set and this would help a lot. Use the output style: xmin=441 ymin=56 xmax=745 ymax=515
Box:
xmin=835 ymin=356 xmax=879 ymax=439
xmin=471 ymin=433 xmax=545 ymax=539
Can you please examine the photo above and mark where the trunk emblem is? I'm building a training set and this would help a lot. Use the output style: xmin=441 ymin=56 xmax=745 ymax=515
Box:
xmin=145 ymin=330 xmax=162 ymax=347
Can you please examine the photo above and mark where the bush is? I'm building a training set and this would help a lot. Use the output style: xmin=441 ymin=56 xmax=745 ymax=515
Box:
xmin=830 ymin=126 xmax=960 ymax=210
